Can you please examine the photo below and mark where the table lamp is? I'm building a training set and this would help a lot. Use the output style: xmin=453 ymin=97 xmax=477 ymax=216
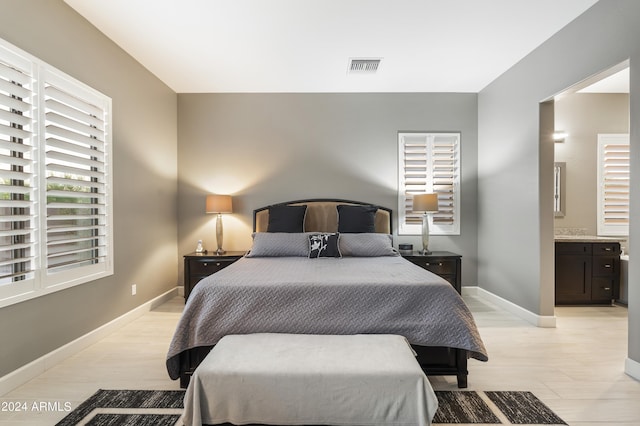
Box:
xmin=412 ymin=193 xmax=439 ymax=254
xmin=206 ymin=194 xmax=233 ymax=254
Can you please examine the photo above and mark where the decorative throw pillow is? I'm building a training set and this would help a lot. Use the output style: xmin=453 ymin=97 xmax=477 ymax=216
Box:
xmin=337 ymin=204 xmax=377 ymax=233
xmin=246 ymin=233 xmax=310 ymax=257
xmin=339 ymin=233 xmax=399 ymax=257
xmin=267 ymin=205 xmax=307 ymax=233
xmin=308 ymin=233 xmax=341 ymax=258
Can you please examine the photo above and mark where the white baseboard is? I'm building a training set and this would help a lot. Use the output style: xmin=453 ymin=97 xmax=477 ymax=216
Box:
xmin=625 ymin=357 xmax=640 ymax=381
xmin=0 ymin=287 xmax=178 ymax=397
xmin=462 ymin=286 xmax=556 ymax=328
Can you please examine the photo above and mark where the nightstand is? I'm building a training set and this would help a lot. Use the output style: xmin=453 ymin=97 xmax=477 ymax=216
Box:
xmin=183 ymin=251 xmax=245 ymax=301
xmin=402 ymin=251 xmax=462 ymax=294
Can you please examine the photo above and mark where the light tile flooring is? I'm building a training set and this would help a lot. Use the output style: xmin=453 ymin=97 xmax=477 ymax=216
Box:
xmin=1 ymin=295 xmax=639 ymax=425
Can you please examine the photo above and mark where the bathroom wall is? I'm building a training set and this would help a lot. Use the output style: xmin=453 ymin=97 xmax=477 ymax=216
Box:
xmin=554 ymin=93 xmax=629 ymax=249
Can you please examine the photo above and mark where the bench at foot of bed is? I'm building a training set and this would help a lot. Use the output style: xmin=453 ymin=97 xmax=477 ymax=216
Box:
xmin=182 ymin=334 xmax=439 ymax=426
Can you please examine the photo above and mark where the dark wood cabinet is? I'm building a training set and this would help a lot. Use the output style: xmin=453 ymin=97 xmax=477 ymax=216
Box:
xmin=402 ymin=251 xmax=462 ymax=294
xmin=183 ymin=251 xmax=245 ymax=301
xmin=555 ymin=242 xmax=620 ymax=305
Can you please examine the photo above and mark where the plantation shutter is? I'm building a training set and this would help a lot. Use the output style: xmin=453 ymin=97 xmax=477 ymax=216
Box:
xmin=401 ymin=134 xmax=428 ymax=228
xmin=597 ymin=134 xmax=629 ymax=236
xmin=398 ymin=132 xmax=460 ymax=235
xmin=0 ymin=48 xmax=37 ymax=295
xmin=0 ymin=37 xmax=112 ymax=307
xmin=43 ymin=70 xmax=109 ymax=281
xmin=431 ymin=134 xmax=458 ymax=226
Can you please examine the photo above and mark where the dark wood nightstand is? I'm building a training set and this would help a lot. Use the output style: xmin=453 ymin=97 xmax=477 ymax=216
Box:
xmin=183 ymin=251 xmax=245 ymax=301
xmin=402 ymin=251 xmax=462 ymax=294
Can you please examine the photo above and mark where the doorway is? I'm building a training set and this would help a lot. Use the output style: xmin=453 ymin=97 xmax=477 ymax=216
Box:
xmin=551 ymin=62 xmax=630 ymax=307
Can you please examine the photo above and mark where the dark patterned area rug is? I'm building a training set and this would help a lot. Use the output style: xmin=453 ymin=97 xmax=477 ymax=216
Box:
xmin=56 ymin=389 xmax=567 ymax=425
xmin=433 ymin=390 xmax=501 ymax=424
xmin=484 ymin=391 xmax=567 ymax=425
xmin=55 ymin=390 xmax=184 ymax=426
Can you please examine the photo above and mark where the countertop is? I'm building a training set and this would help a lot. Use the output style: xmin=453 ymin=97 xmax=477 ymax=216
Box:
xmin=554 ymin=235 xmax=626 ymax=243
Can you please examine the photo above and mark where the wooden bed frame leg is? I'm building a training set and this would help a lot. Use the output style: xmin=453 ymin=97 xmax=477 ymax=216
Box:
xmin=457 ymin=373 xmax=468 ymax=388
xmin=456 ymin=349 xmax=468 ymax=388
xmin=180 ymin=371 xmax=192 ymax=389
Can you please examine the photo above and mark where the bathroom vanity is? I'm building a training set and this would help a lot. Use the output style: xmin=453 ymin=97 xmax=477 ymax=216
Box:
xmin=555 ymin=237 xmax=622 ymax=305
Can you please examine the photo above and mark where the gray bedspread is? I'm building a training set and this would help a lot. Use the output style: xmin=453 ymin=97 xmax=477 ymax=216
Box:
xmin=167 ymin=256 xmax=488 ymax=380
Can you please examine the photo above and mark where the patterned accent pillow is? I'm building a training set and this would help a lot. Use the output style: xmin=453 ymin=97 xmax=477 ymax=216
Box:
xmin=308 ymin=233 xmax=342 ymax=258
xmin=246 ymin=233 xmax=310 ymax=257
xmin=339 ymin=233 xmax=399 ymax=257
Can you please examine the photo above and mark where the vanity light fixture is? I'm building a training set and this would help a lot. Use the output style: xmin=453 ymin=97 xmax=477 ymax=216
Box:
xmin=553 ymin=131 xmax=568 ymax=142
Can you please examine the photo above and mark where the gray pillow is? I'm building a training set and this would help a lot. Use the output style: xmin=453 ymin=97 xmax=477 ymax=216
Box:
xmin=246 ymin=232 xmax=310 ymax=257
xmin=339 ymin=233 xmax=399 ymax=257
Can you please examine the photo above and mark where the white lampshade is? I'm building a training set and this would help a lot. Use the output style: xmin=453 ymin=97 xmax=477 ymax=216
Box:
xmin=206 ymin=194 xmax=233 ymax=214
xmin=413 ymin=193 xmax=439 ymax=213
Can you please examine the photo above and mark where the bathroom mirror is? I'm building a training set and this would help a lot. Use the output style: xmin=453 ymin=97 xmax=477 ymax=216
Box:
xmin=554 ymin=162 xmax=566 ymax=217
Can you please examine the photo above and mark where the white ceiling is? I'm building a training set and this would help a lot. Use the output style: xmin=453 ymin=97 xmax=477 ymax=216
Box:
xmin=578 ymin=68 xmax=629 ymax=93
xmin=64 ymin=0 xmax=602 ymax=93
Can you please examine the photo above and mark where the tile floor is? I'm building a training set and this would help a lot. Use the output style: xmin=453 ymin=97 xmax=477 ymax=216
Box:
xmin=1 ymin=294 xmax=638 ymax=425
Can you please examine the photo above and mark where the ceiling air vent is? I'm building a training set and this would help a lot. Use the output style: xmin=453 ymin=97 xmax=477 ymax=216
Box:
xmin=348 ymin=58 xmax=381 ymax=74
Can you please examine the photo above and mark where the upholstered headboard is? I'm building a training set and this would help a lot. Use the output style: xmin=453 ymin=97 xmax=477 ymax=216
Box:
xmin=253 ymin=199 xmax=392 ymax=234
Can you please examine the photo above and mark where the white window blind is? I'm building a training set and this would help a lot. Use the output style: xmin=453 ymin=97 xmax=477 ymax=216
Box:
xmin=0 ymin=47 xmax=36 ymax=300
xmin=44 ymin=70 xmax=110 ymax=283
xmin=597 ymin=133 xmax=629 ymax=236
xmin=398 ymin=132 xmax=460 ymax=235
xmin=0 ymin=37 xmax=112 ymax=307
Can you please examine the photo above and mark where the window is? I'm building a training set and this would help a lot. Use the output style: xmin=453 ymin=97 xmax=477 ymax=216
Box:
xmin=597 ymin=133 xmax=629 ymax=236
xmin=398 ymin=132 xmax=460 ymax=235
xmin=0 ymin=38 xmax=112 ymax=307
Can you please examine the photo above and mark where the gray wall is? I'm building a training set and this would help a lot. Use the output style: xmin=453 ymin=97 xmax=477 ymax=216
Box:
xmin=177 ymin=93 xmax=479 ymax=285
xmin=554 ymin=93 xmax=629 ymax=239
xmin=0 ymin=0 xmax=178 ymax=376
xmin=478 ymin=0 xmax=640 ymax=367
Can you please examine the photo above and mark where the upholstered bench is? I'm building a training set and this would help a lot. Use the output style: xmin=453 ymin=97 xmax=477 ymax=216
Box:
xmin=182 ymin=333 xmax=438 ymax=426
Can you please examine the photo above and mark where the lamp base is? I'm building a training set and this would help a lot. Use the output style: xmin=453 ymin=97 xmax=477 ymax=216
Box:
xmin=421 ymin=213 xmax=432 ymax=256
xmin=215 ymin=213 xmax=226 ymax=255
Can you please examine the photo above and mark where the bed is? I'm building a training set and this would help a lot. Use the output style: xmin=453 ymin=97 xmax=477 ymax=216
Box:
xmin=167 ymin=199 xmax=487 ymax=389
